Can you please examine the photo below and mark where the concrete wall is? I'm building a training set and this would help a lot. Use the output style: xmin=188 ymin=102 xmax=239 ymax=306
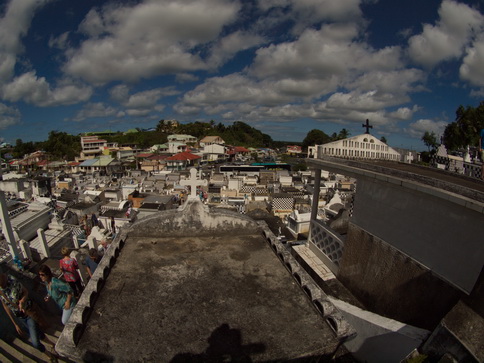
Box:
xmin=338 ymin=223 xmax=462 ymax=329
xmin=128 ymin=199 xmax=260 ymax=238
xmin=329 ymin=297 xmax=429 ymax=363
xmin=351 ymin=174 xmax=483 ymax=294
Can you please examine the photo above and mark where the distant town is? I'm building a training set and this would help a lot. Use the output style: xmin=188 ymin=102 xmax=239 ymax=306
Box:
xmin=0 ymin=121 xmax=482 ymax=362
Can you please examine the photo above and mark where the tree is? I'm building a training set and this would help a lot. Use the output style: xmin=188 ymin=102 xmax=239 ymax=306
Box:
xmin=338 ymin=128 xmax=350 ymax=139
xmin=380 ymin=136 xmax=387 ymax=144
xmin=13 ymin=138 xmax=37 ymax=158
xmin=156 ymin=119 xmax=165 ymax=132
xmin=42 ymin=131 xmax=81 ymax=160
xmin=302 ymin=129 xmax=330 ymax=149
xmin=422 ymin=131 xmax=438 ymax=153
xmin=443 ymin=102 xmax=484 ymax=150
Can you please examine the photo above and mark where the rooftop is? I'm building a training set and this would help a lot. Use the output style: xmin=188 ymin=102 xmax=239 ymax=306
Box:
xmin=56 ymin=200 xmax=348 ymax=361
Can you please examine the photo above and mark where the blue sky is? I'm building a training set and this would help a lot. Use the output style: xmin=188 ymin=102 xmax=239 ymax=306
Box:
xmin=0 ymin=0 xmax=484 ymax=151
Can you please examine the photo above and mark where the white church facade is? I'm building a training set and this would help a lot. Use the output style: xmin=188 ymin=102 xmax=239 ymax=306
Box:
xmin=310 ymin=133 xmax=401 ymax=161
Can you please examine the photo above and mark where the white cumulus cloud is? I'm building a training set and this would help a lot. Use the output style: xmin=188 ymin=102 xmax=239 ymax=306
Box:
xmin=64 ymin=0 xmax=241 ymax=84
xmin=2 ymin=71 xmax=92 ymax=107
xmin=0 ymin=102 xmax=20 ymax=129
xmin=405 ymin=119 xmax=448 ymax=138
xmin=72 ymin=102 xmax=117 ymax=122
xmin=408 ymin=0 xmax=484 ymax=67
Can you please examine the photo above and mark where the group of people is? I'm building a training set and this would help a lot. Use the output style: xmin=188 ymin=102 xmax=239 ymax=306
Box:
xmin=0 ymin=246 xmax=101 ymax=359
xmin=81 ymin=213 xmax=100 ymax=237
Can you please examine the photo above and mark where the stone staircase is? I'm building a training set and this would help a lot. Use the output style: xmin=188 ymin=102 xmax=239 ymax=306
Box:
xmin=0 ymin=326 xmax=72 ymax=362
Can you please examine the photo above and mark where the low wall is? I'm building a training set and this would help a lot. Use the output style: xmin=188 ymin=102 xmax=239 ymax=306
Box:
xmin=129 ymin=198 xmax=259 ymax=237
xmin=350 ymin=172 xmax=483 ymax=294
xmin=338 ymin=223 xmax=462 ymax=330
xmin=329 ymin=297 xmax=429 ymax=363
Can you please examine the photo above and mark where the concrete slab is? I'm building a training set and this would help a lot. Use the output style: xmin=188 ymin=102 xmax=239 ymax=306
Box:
xmin=58 ymin=200 xmax=345 ymax=361
xmin=293 ymin=244 xmax=336 ymax=281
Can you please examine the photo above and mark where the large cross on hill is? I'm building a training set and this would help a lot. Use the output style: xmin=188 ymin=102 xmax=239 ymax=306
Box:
xmin=362 ymin=119 xmax=373 ymax=134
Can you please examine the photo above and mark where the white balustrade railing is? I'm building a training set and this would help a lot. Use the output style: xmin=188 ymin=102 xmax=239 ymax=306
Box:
xmin=309 ymin=219 xmax=345 ymax=267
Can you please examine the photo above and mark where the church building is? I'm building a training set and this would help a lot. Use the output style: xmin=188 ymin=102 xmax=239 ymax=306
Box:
xmin=309 ymin=120 xmax=401 ymax=161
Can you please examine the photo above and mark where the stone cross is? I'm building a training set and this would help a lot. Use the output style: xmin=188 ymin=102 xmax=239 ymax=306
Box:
xmin=362 ymin=119 xmax=373 ymax=134
xmin=180 ymin=168 xmax=208 ymax=199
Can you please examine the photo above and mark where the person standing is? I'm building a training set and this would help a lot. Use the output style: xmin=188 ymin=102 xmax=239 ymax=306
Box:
xmin=91 ymin=213 xmax=99 ymax=228
xmin=110 ymin=216 xmax=116 ymax=235
xmin=0 ymin=272 xmax=55 ymax=355
xmin=39 ymin=265 xmax=76 ymax=325
xmin=59 ymin=247 xmax=83 ymax=298
xmin=85 ymin=248 xmax=99 ymax=278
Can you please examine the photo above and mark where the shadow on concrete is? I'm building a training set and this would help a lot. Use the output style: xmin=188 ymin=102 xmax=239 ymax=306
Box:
xmin=82 ymin=350 xmax=115 ymax=362
xmin=170 ymin=324 xmax=355 ymax=363
xmin=171 ymin=323 xmax=264 ymax=362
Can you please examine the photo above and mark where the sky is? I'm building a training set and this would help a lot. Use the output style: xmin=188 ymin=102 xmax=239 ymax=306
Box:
xmin=0 ymin=0 xmax=484 ymax=151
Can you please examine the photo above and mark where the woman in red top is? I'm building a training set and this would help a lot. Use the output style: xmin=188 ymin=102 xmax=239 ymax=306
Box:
xmin=59 ymin=247 xmax=83 ymax=298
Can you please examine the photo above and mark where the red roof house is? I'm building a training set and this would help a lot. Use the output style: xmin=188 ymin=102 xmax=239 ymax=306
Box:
xmin=165 ymin=151 xmax=201 ymax=170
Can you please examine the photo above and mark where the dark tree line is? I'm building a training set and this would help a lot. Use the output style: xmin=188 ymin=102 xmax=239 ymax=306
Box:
xmin=8 ymin=120 xmax=276 ymax=160
xmin=302 ymin=128 xmax=351 ymax=149
xmin=12 ymin=131 xmax=81 ymax=160
xmin=175 ymin=120 xmax=274 ymax=148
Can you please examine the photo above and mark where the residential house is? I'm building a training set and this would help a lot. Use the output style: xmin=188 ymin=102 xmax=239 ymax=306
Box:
xmin=286 ymin=145 xmax=302 ymax=155
xmin=150 ymin=144 xmax=169 ymax=153
xmin=165 ymin=151 xmax=201 ymax=171
xmin=65 ymin=161 xmax=81 ymax=174
xmin=78 ymin=156 xmax=119 ymax=175
xmin=80 ymin=136 xmax=108 ymax=160
xmin=199 ymin=136 xmax=225 ymax=147
xmin=167 ymin=134 xmax=197 ymax=145
xmin=140 ymin=154 xmax=168 ymax=173
xmin=16 ymin=151 xmax=47 ymax=172
xmin=201 ymin=143 xmax=227 ymax=163
xmin=228 ymin=146 xmax=250 ymax=161
xmin=109 ymin=147 xmax=135 ymax=160
xmin=168 ymin=142 xmax=188 ymax=154
xmin=157 ymin=119 xmax=179 ymax=132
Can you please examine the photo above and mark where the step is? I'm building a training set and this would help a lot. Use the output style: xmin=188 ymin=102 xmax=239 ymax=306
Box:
xmin=0 ymin=338 xmax=28 ymax=362
xmin=10 ymin=337 xmax=50 ymax=362
xmin=0 ymin=349 xmax=19 ymax=363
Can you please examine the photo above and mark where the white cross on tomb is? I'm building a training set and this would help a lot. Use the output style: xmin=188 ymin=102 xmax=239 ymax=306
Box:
xmin=180 ymin=168 xmax=208 ymax=199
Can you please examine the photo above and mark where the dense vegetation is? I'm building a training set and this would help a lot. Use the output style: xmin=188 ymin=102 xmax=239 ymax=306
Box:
xmin=12 ymin=131 xmax=81 ymax=160
xmin=6 ymin=101 xmax=482 ymax=162
xmin=5 ymin=121 xmax=285 ymax=160
xmin=302 ymin=128 xmax=350 ymax=149
xmin=419 ymin=101 xmax=484 ymax=162
xmin=442 ymin=101 xmax=484 ymax=151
